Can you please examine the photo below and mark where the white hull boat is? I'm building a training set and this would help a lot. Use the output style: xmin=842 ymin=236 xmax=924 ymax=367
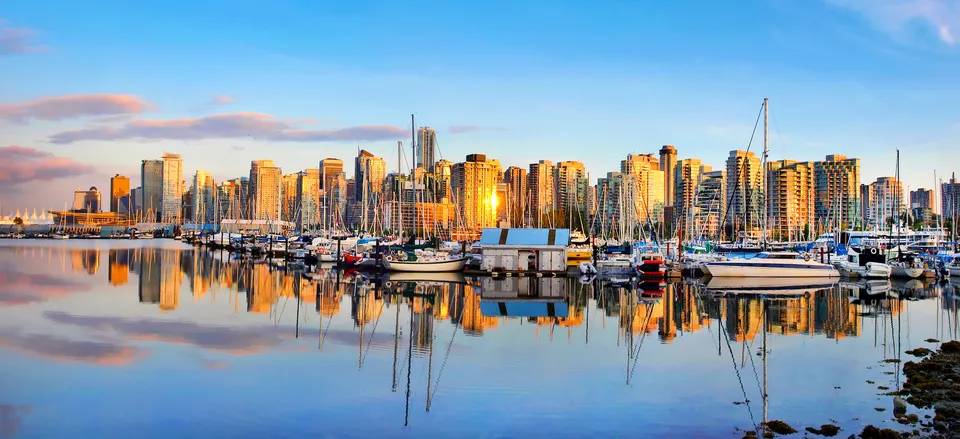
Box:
xmin=702 ymin=276 xmax=837 ymax=296
xmin=947 ymin=264 xmax=960 ymax=277
xmin=891 ymin=264 xmax=923 ymax=279
xmin=383 ymin=257 xmax=467 ymax=272
xmin=704 ymin=252 xmax=839 ymax=278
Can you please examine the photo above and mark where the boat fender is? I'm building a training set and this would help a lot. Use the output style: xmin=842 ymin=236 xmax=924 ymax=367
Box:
xmin=386 ymin=255 xmax=393 ymax=261
xmin=803 ymin=253 xmax=811 ymax=261
xmin=869 ymin=248 xmax=878 ymax=255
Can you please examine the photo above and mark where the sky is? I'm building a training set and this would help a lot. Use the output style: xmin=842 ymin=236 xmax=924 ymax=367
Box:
xmin=1 ymin=0 xmax=959 ymax=213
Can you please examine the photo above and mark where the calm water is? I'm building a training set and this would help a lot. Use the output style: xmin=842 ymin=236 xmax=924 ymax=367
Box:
xmin=2 ymin=240 xmax=959 ymax=438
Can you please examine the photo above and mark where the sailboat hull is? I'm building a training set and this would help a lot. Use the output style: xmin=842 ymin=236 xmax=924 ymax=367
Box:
xmin=704 ymin=260 xmax=839 ymax=277
xmin=383 ymin=257 xmax=467 ymax=272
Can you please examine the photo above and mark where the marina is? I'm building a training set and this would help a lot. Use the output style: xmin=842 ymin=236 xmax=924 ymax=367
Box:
xmin=2 ymin=239 xmax=960 ymax=438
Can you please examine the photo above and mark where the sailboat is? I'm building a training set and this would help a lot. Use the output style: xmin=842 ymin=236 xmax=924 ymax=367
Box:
xmin=704 ymin=99 xmax=838 ymax=278
xmin=383 ymin=114 xmax=467 ymax=273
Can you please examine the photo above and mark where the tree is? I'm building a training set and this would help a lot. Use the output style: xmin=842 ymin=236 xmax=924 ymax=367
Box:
xmin=12 ymin=217 xmax=23 ymax=226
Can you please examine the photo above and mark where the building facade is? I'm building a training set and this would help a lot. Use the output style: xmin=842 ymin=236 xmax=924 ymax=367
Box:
xmin=416 ymin=127 xmax=437 ymax=173
xmin=503 ymin=166 xmax=527 ymax=228
xmin=191 ymin=170 xmax=217 ymax=224
xmin=766 ymin=160 xmax=814 ymax=239
xmin=297 ymin=169 xmax=322 ymax=230
xmin=814 ymin=154 xmax=861 ymax=231
xmin=943 ymin=177 xmax=960 ymax=221
xmin=110 ymin=174 xmax=130 ymax=214
xmin=865 ymin=176 xmax=904 ymax=228
xmin=160 ymin=153 xmax=184 ymax=223
xmin=527 ymin=160 xmax=556 ymax=222
xmin=555 ymin=160 xmax=589 ymax=222
xmin=725 ymin=150 xmax=764 ymax=232
xmin=141 ymin=159 xmax=164 ymax=221
xmin=452 ymin=154 xmax=502 ymax=230
xmin=249 ymin=160 xmax=282 ymax=221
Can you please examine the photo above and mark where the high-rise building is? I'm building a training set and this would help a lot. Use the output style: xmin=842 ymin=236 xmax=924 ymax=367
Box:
xmin=674 ymin=158 xmax=710 ymax=224
xmin=695 ymin=170 xmax=726 ymax=238
xmin=354 ymin=150 xmax=386 ymax=202
xmin=191 ymin=170 xmax=217 ymax=224
xmin=319 ymin=158 xmax=344 ymax=191
xmin=160 ymin=153 xmax=184 ymax=223
xmin=109 ymin=174 xmax=130 ymax=214
xmin=297 ymin=169 xmax=322 ymax=230
xmin=141 ymin=159 xmax=163 ymax=221
xmin=910 ymin=188 xmax=935 ymax=224
xmin=660 ymin=144 xmax=678 ymax=211
xmin=555 ymin=161 xmax=589 ymax=219
xmin=620 ymin=154 xmax=664 ymax=223
xmin=503 ymin=166 xmax=527 ymax=227
xmin=72 ymin=187 xmax=101 ymax=213
xmin=865 ymin=177 xmax=904 ymax=228
xmin=130 ymin=187 xmax=143 ymax=216
xmin=527 ymin=160 xmax=556 ymax=222
xmin=452 ymin=154 xmax=502 ymax=230
xmin=281 ymin=173 xmax=299 ymax=222
xmin=596 ymin=172 xmax=640 ymax=237
xmin=814 ymin=155 xmax=861 ymax=230
xmin=725 ymin=150 xmax=764 ymax=231
xmin=416 ymin=127 xmax=437 ymax=172
xmin=766 ymin=160 xmax=815 ymax=239
xmin=434 ymin=159 xmax=453 ymax=201
xmin=249 ymin=160 xmax=282 ymax=221
xmin=217 ymin=178 xmax=246 ymax=221
xmin=943 ymin=176 xmax=960 ymax=221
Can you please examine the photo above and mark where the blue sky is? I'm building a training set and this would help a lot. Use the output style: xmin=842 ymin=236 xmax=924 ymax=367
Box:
xmin=1 ymin=0 xmax=959 ymax=212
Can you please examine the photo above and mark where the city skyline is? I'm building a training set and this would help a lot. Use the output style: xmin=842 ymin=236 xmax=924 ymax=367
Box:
xmin=2 ymin=1 xmax=960 ymax=211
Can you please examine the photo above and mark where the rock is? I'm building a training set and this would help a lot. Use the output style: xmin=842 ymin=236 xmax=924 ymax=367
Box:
xmin=878 ymin=386 xmax=890 ymax=390
xmin=858 ymin=425 xmax=903 ymax=439
xmin=941 ymin=340 xmax=960 ymax=354
xmin=925 ymin=338 xmax=940 ymax=343
xmin=893 ymin=396 xmax=907 ymax=415
xmin=867 ymin=380 xmax=876 ymax=384
xmin=883 ymin=359 xmax=902 ymax=363
xmin=762 ymin=432 xmax=774 ymax=439
xmin=806 ymin=424 xmax=842 ymax=437
xmin=875 ymin=408 xmax=887 ymax=412
xmin=763 ymin=420 xmax=798 ymax=435
xmin=905 ymin=348 xmax=932 ymax=357
xmin=906 ymin=414 xmax=918 ymax=424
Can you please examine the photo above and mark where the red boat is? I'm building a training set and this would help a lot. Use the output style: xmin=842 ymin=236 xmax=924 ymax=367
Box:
xmin=636 ymin=252 xmax=666 ymax=279
xmin=342 ymin=253 xmax=363 ymax=265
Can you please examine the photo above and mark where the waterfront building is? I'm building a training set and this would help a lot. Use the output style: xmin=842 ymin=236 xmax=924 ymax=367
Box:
xmin=297 ymin=169 xmax=322 ymax=230
xmin=555 ymin=160 xmax=589 ymax=225
xmin=943 ymin=176 xmax=960 ymax=221
xmin=695 ymin=170 xmax=726 ymax=238
xmin=281 ymin=173 xmax=299 ymax=223
xmin=217 ymin=178 xmax=247 ymax=221
xmin=660 ymin=145 xmax=678 ymax=224
xmin=865 ymin=176 xmax=904 ymax=228
xmin=249 ymin=160 xmax=282 ymax=221
xmin=140 ymin=159 xmax=163 ymax=221
xmin=452 ymin=154 xmax=502 ymax=230
xmin=416 ymin=127 xmax=438 ymax=173
xmin=527 ymin=160 xmax=556 ymax=223
xmin=766 ymin=160 xmax=815 ymax=240
xmin=161 ymin=153 xmax=184 ymax=223
xmin=191 ymin=170 xmax=217 ymax=225
xmin=814 ymin=154 xmax=861 ymax=231
xmin=353 ymin=150 xmax=387 ymax=230
xmin=674 ymin=158 xmax=710 ymax=234
xmin=620 ymin=154 xmax=664 ymax=223
xmin=109 ymin=174 xmax=130 ymax=214
xmin=503 ymin=166 xmax=527 ymax=227
xmin=595 ymin=172 xmax=639 ymax=238
xmin=319 ymin=158 xmax=344 ymax=192
xmin=725 ymin=150 xmax=764 ymax=232
xmin=910 ymin=188 xmax=935 ymax=223
xmin=72 ymin=187 xmax=102 ymax=213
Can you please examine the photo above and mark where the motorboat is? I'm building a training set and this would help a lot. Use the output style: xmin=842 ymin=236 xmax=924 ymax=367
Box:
xmin=888 ymin=252 xmax=924 ymax=279
xmin=831 ymin=247 xmax=891 ymax=279
xmin=579 ymin=262 xmax=598 ymax=276
xmin=948 ymin=258 xmax=960 ymax=277
xmin=702 ymin=251 xmax=839 ymax=278
xmin=701 ymin=276 xmax=837 ymax=296
xmin=382 ymin=250 xmax=467 ymax=272
xmin=635 ymin=252 xmax=666 ymax=279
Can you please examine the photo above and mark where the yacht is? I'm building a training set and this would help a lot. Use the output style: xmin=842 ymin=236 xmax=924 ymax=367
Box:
xmin=703 ymin=251 xmax=839 ymax=278
xmin=832 ymin=247 xmax=891 ymax=279
xmin=948 ymin=258 xmax=960 ymax=277
xmin=382 ymin=250 xmax=467 ymax=272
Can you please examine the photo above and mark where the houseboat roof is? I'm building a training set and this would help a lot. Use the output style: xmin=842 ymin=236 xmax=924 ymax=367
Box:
xmin=479 ymin=228 xmax=570 ymax=247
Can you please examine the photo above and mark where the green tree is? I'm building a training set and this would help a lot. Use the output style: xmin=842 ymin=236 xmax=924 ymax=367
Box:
xmin=12 ymin=217 xmax=23 ymax=226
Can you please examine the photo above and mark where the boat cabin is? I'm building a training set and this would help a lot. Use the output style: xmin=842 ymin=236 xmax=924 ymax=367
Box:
xmin=754 ymin=252 xmax=800 ymax=260
xmin=479 ymin=228 xmax=569 ymax=273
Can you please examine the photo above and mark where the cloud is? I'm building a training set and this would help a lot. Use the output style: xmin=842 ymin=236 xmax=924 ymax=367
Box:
xmin=0 ymin=94 xmax=154 ymax=123
xmin=0 ymin=327 xmax=142 ymax=365
xmin=824 ymin=0 xmax=960 ymax=45
xmin=209 ymin=95 xmax=236 ymax=105
xmin=448 ymin=125 xmax=508 ymax=134
xmin=0 ymin=146 xmax=96 ymax=184
xmin=48 ymin=112 xmax=406 ymax=144
xmin=0 ymin=21 xmax=44 ymax=55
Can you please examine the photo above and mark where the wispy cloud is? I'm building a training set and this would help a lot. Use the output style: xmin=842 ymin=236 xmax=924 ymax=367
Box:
xmin=208 ymin=95 xmax=236 ymax=105
xmin=0 ymin=20 xmax=44 ymax=55
xmin=48 ymin=112 xmax=406 ymax=144
xmin=0 ymin=146 xmax=95 ymax=184
xmin=0 ymin=94 xmax=154 ymax=123
xmin=0 ymin=327 xmax=143 ymax=366
xmin=824 ymin=0 xmax=960 ymax=45
xmin=448 ymin=124 xmax=508 ymax=134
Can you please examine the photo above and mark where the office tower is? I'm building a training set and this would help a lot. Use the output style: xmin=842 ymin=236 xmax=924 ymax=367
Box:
xmin=527 ymin=160 xmax=556 ymax=222
xmin=943 ymin=176 xmax=960 ymax=221
xmin=181 ymin=187 xmax=194 ymax=223
xmin=416 ymin=127 xmax=437 ymax=172
xmin=725 ymin=150 xmax=764 ymax=231
xmin=434 ymin=159 xmax=453 ymax=201
xmin=249 ymin=160 xmax=282 ymax=221
xmin=110 ymin=174 xmax=130 ymax=213
xmin=910 ymin=188 xmax=935 ymax=224
xmin=814 ymin=154 xmax=861 ymax=230
xmin=281 ymin=173 xmax=299 ymax=222
xmin=160 ymin=153 xmax=184 ymax=223
xmin=695 ymin=170 xmax=726 ymax=238
xmin=72 ymin=187 xmax=101 ymax=213
xmin=217 ymin=178 xmax=246 ymax=221
xmin=452 ymin=154 xmax=503 ymax=230
xmin=555 ymin=161 xmax=589 ymax=222
xmin=191 ymin=170 xmax=217 ymax=224
xmin=865 ymin=176 xmax=904 ymax=228
xmin=503 ymin=166 xmax=527 ymax=227
xmin=596 ymin=172 xmax=640 ymax=237
xmin=130 ymin=187 xmax=143 ymax=216
xmin=766 ymin=160 xmax=815 ymax=239
xmin=319 ymin=158 xmax=344 ymax=191
xmin=297 ymin=169 xmax=322 ymax=230
xmin=660 ymin=145 xmax=678 ymax=226
xmin=141 ymin=159 xmax=163 ymax=221
xmin=354 ymin=150 xmax=387 ymax=202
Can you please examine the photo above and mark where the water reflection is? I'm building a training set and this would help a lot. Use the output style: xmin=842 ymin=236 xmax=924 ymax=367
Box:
xmin=2 ymin=243 xmax=960 ymax=437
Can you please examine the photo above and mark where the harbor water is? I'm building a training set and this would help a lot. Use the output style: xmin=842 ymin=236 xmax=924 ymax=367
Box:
xmin=2 ymin=240 xmax=958 ymax=438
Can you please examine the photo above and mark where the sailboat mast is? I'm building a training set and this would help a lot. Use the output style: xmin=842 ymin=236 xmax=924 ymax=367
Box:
xmin=762 ymin=97 xmax=769 ymax=245
xmin=411 ymin=114 xmax=417 ymax=240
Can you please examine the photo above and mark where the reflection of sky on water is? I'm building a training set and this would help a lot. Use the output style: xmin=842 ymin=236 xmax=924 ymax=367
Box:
xmin=0 ymin=240 xmax=958 ymax=438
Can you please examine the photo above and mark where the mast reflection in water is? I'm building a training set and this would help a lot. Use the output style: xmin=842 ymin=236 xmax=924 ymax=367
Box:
xmin=1 ymin=241 xmax=959 ymax=438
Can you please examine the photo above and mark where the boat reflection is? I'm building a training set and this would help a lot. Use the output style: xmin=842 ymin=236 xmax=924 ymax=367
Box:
xmin=699 ymin=276 xmax=838 ymax=298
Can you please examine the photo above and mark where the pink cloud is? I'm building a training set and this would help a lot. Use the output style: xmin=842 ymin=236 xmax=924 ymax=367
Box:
xmin=0 ymin=145 xmax=95 ymax=183
xmin=209 ymin=95 xmax=236 ymax=105
xmin=48 ymin=112 xmax=406 ymax=144
xmin=0 ymin=94 xmax=154 ymax=123
xmin=0 ymin=21 xmax=44 ymax=55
